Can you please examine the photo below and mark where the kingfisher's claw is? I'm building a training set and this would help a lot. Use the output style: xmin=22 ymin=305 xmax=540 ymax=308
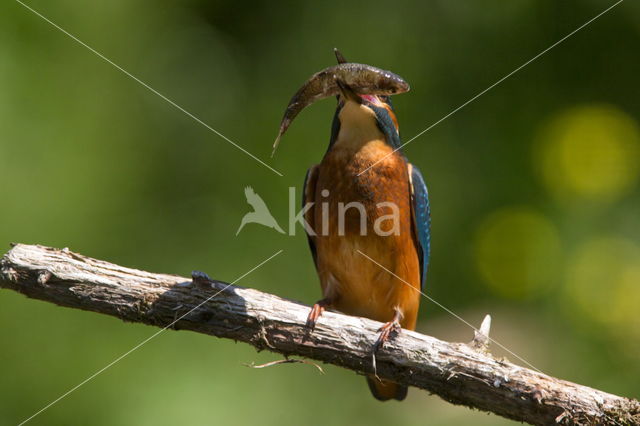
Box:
xmin=306 ymin=298 xmax=331 ymax=330
xmin=374 ymin=320 xmax=402 ymax=352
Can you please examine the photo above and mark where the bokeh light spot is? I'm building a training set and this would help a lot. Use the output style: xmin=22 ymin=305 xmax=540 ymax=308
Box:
xmin=566 ymin=237 xmax=640 ymax=342
xmin=474 ymin=207 xmax=562 ymax=300
xmin=535 ymin=105 xmax=640 ymax=202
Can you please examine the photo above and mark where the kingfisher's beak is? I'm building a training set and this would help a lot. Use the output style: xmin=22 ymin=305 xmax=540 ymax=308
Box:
xmin=334 ymin=76 xmax=361 ymax=104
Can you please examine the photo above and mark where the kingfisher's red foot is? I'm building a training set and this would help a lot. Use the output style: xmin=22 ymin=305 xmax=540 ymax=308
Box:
xmin=374 ymin=320 xmax=402 ymax=352
xmin=306 ymin=298 xmax=331 ymax=330
xmin=374 ymin=309 xmax=404 ymax=352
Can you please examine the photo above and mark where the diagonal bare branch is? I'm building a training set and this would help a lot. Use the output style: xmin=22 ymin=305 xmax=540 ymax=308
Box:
xmin=1 ymin=244 xmax=638 ymax=425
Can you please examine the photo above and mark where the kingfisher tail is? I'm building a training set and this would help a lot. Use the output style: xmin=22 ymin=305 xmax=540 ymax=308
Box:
xmin=366 ymin=376 xmax=408 ymax=401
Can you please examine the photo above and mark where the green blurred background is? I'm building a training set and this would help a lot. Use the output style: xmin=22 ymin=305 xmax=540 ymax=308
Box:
xmin=1 ymin=0 xmax=639 ymax=424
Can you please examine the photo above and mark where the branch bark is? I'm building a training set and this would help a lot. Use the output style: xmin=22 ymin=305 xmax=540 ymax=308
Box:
xmin=1 ymin=244 xmax=638 ymax=425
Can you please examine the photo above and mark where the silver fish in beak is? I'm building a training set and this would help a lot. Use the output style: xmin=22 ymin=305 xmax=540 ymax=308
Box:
xmin=271 ymin=54 xmax=410 ymax=155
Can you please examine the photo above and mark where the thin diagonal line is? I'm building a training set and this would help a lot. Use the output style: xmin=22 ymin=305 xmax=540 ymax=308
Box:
xmin=358 ymin=0 xmax=624 ymax=176
xmin=18 ymin=249 xmax=284 ymax=426
xmin=15 ymin=0 xmax=283 ymax=177
xmin=356 ymin=249 xmax=543 ymax=373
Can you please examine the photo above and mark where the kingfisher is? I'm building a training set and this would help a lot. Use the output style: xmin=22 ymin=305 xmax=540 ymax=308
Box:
xmin=274 ymin=50 xmax=430 ymax=401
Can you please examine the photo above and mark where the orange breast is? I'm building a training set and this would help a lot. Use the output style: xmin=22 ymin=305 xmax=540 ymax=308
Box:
xmin=313 ymin=139 xmax=421 ymax=329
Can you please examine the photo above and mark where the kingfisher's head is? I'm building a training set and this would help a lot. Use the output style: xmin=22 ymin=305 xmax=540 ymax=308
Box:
xmin=271 ymin=49 xmax=408 ymax=155
xmin=331 ymin=78 xmax=402 ymax=151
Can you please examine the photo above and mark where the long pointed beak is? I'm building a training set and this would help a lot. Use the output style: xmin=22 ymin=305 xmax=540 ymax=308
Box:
xmin=334 ymin=76 xmax=361 ymax=104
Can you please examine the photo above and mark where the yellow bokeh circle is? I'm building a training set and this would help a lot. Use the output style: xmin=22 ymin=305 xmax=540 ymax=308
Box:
xmin=565 ymin=236 xmax=640 ymax=337
xmin=474 ymin=207 xmax=562 ymax=300
xmin=535 ymin=104 xmax=640 ymax=201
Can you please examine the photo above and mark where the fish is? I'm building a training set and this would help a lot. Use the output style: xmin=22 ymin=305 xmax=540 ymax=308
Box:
xmin=271 ymin=56 xmax=410 ymax=155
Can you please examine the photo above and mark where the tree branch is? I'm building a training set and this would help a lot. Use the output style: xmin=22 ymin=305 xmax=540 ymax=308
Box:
xmin=1 ymin=244 xmax=638 ymax=425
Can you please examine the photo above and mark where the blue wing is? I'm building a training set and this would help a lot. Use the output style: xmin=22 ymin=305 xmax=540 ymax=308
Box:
xmin=303 ymin=165 xmax=319 ymax=271
xmin=409 ymin=164 xmax=431 ymax=291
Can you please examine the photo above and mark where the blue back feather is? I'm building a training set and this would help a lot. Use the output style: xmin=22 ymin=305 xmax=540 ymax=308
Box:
xmin=409 ymin=165 xmax=431 ymax=290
